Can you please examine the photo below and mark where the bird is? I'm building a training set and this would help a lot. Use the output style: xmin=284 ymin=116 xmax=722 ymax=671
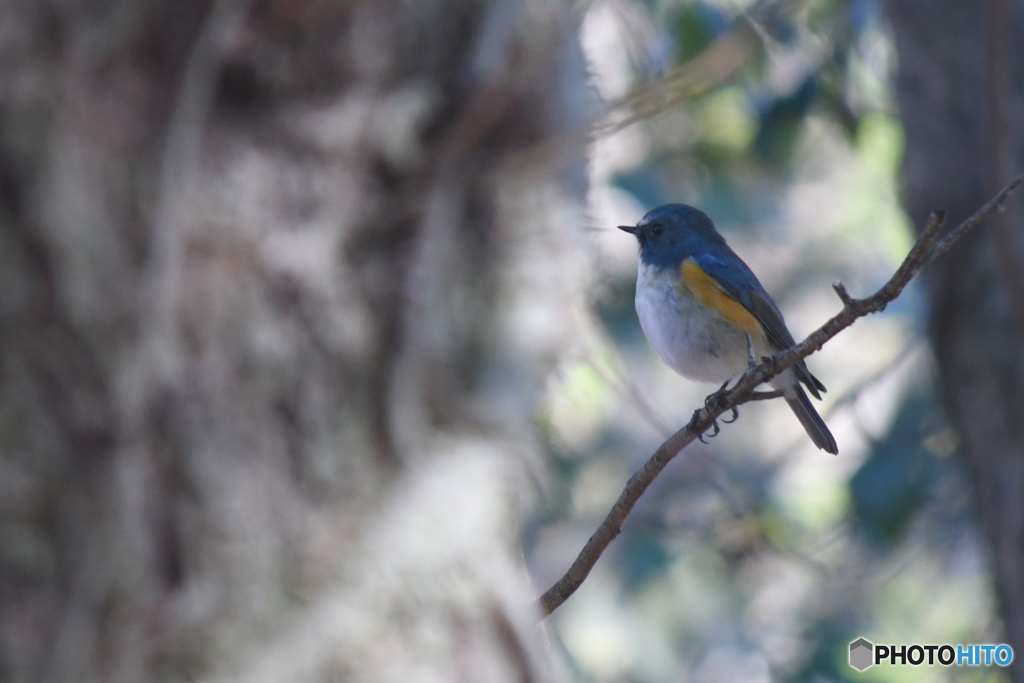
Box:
xmin=619 ymin=204 xmax=838 ymax=454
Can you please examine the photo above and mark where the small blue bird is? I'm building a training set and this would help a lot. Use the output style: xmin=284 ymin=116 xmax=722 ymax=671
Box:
xmin=620 ymin=204 xmax=838 ymax=454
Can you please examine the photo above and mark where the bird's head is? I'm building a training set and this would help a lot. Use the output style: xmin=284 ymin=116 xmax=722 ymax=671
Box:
xmin=618 ymin=204 xmax=723 ymax=269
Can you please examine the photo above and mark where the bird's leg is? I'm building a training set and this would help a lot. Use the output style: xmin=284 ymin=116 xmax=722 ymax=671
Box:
xmin=744 ymin=332 xmax=758 ymax=371
xmin=706 ymin=379 xmax=739 ymax=424
xmin=719 ymin=333 xmax=758 ymax=425
xmin=695 ymin=380 xmax=734 ymax=439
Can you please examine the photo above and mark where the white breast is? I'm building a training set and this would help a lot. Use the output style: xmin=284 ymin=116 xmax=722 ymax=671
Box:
xmin=634 ymin=262 xmax=767 ymax=384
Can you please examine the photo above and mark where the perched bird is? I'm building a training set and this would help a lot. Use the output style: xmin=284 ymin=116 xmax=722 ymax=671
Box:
xmin=619 ymin=204 xmax=838 ymax=454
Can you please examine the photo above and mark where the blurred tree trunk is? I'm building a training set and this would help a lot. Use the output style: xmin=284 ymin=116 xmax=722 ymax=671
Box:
xmin=0 ymin=1 xmax=589 ymax=682
xmin=889 ymin=0 xmax=1024 ymax=678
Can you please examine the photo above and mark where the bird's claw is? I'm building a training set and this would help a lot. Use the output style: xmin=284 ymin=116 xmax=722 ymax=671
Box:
xmin=721 ymin=406 xmax=739 ymax=424
xmin=704 ymin=380 xmax=730 ymax=412
xmin=697 ymin=418 xmax=721 ymax=444
xmin=695 ymin=381 xmax=732 ymax=443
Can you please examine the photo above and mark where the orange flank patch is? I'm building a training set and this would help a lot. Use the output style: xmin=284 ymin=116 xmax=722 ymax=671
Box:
xmin=680 ymin=259 xmax=761 ymax=333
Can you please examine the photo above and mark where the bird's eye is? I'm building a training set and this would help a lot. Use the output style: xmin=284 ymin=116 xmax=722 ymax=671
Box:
xmin=651 ymin=223 xmax=664 ymax=236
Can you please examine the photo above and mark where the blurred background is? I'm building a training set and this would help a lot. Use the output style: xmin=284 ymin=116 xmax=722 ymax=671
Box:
xmin=0 ymin=0 xmax=1021 ymax=682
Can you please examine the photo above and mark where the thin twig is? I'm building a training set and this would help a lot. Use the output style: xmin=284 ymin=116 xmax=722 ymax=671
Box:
xmin=928 ymin=176 xmax=1023 ymax=259
xmin=537 ymin=174 xmax=1024 ymax=617
xmin=832 ymin=281 xmax=855 ymax=306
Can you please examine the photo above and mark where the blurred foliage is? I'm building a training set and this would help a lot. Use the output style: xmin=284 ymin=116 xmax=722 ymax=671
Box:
xmin=849 ymin=391 xmax=936 ymax=545
xmin=528 ymin=0 xmax=1003 ymax=681
xmin=667 ymin=2 xmax=730 ymax=63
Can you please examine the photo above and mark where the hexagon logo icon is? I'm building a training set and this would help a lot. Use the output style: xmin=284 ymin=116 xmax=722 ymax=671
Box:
xmin=849 ymin=638 xmax=874 ymax=671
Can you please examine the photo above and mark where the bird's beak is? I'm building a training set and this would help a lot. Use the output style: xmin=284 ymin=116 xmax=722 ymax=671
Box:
xmin=618 ymin=224 xmax=639 ymax=235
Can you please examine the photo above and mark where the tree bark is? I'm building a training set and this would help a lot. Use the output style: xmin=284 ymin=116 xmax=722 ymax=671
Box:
xmin=889 ymin=1 xmax=1024 ymax=678
xmin=0 ymin=1 xmax=589 ymax=681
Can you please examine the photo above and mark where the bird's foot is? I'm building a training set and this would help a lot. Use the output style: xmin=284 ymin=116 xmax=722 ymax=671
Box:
xmin=696 ymin=415 xmax=720 ymax=444
xmin=704 ymin=380 xmax=730 ymax=412
xmin=695 ymin=381 xmax=733 ymax=441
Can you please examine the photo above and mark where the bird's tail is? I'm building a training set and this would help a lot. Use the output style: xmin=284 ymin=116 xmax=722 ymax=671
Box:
xmin=785 ymin=385 xmax=838 ymax=454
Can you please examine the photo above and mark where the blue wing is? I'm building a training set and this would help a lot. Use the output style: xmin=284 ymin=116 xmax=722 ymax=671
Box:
xmin=692 ymin=251 xmax=826 ymax=397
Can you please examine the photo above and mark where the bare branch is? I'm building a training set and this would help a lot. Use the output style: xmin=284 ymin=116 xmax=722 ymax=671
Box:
xmin=537 ymin=174 xmax=1024 ymax=617
xmin=928 ymin=176 xmax=1023 ymax=260
xmin=832 ymin=282 xmax=855 ymax=306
